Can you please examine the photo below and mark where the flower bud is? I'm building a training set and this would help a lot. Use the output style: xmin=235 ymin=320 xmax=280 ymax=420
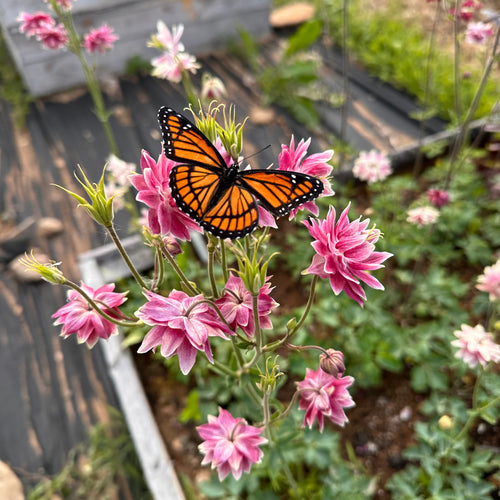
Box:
xmin=319 ymin=349 xmax=345 ymax=378
xmin=162 ymin=235 xmax=182 ymax=256
xmin=19 ymin=251 xmax=66 ymax=285
xmin=201 ymin=73 xmax=226 ymax=101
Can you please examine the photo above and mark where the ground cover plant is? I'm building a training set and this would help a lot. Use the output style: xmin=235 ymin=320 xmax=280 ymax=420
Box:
xmin=18 ymin=0 xmax=500 ymax=498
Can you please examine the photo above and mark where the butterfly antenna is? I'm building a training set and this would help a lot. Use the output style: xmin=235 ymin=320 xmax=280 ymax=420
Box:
xmin=241 ymin=144 xmax=271 ymax=162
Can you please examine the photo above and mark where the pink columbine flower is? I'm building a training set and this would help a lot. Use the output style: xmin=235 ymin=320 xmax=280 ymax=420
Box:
xmin=297 ymin=367 xmax=355 ymax=431
xmin=476 ymin=259 xmax=500 ymax=301
xmin=407 ymin=206 xmax=439 ymax=227
xmin=137 ymin=290 xmax=233 ymax=375
xmin=104 ymin=154 xmax=136 ymax=210
xmin=155 ymin=22 xmax=185 ymax=53
xmin=426 ymin=188 xmax=450 ymax=208
xmin=450 ymin=1 xmax=482 ymax=21
xmin=352 ymin=150 xmax=392 ymax=184
xmin=465 ymin=22 xmax=494 ymax=45
xmin=52 ymin=283 xmax=127 ymax=348
xmin=201 ymin=74 xmax=227 ymax=101
xmin=215 ymin=275 xmax=278 ymax=339
xmin=17 ymin=12 xmax=55 ymax=37
xmin=277 ymin=136 xmax=334 ymax=219
xmin=36 ymin=23 xmax=68 ymax=50
xmin=83 ymin=24 xmax=118 ymax=54
xmin=130 ymin=150 xmax=202 ymax=240
xmin=451 ymin=324 xmax=500 ymax=368
xmin=197 ymin=407 xmax=267 ymax=481
xmin=151 ymin=52 xmax=200 ymax=83
xmin=303 ymin=204 xmax=392 ymax=307
xmin=150 ymin=22 xmax=200 ymax=83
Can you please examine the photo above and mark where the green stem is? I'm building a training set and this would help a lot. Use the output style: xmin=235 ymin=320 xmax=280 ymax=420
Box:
xmin=453 ymin=0 xmax=462 ymax=121
xmin=272 ymin=389 xmax=302 ymax=424
xmin=221 ymin=241 xmax=229 ymax=284
xmin=161 ymin=248 xmax=199 ymax=296
xmin=207 ymin=244 xmax=219 ymax=299
xmin=262 ymin=390 xmax=272 ymax=442
xmin=150 ymin=248 xmax=164 ymax=292
xmin=106 ymin=224 xmax=147 ymax=289
xmin=445 ymin=23 xmax=500 ymax=189
xmin=243 ymin=293 xmax=263 ymax=370
xmin=56 ymin=3 xmax=119 ymax=156
xmin=338 ymin=0 xmax=350 ymax=170
xmin=265 ymin=275 xmax=319 ymax=353
xmin=181 ymin=68 xmax=199 ymax=112
xmin=210 ymin=359 xmax=239 ymax=378
xmin=413 ymin=1 xmax=441 ymax=178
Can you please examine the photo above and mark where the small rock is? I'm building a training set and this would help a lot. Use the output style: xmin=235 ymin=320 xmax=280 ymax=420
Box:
xmin=0 ymin=461 xmax=24 ymax=500
xmin=0 ymin=217 xmax=36 ymax=259
xmin=269 ymin=3 xmax=316 ymax=28
xmin=249 ymin=106 xmax=276 ymax=126
xmin=37 ymin=217 xmax=64 ymax=238
xmin=399 ymin=405 xmax=412 ymax=422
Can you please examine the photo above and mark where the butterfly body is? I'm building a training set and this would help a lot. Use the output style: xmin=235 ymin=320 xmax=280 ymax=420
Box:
xmin=158 ymin=106 xmax=324 ymax=239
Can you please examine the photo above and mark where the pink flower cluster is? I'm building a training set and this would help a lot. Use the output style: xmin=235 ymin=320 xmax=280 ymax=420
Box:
xmin=297 ymin=367 xmax=355 ymax=431
xmin=450 ymin=1 xmax=482 ymax=21
xmin=303 ymin=204 xmax=392 ymax=306
xmin=83 ymin=24 xmax=119 ymax=54
xmin=18 ymin=11 xmax=118 ymax=53
xmin=151 ymin=22 xmax=200 ymax=83
xmin=135 ymin=275 xmax=279 ymax=373
xmin=104 ymin=154 xmax=136 ymax=210
xmin=352 ymin=150 xmax=392 ymax=184
xmin=52 ymin=283 xmax=127 ymax=348
xmin=451 ymin=324 xmax=500 ymax=368
xmin=215 ymin=275 xmax=278 ymax=339
xmin=465 ymin=22 xmax=494 ymax=45
xmin=407 ymin=206 xmax=440 ymax=227
xmin=197 ymin=408 xmax=267 ymax=481
xmin=18 ymin=12 xmax=67 ymax=50
xmin=426 ymin=188 xmax=450 ymax=208
xmin=137 ymin=289 xmax=233 ymax=375
xmin=476 ymin=259 xmax=500 ymax=301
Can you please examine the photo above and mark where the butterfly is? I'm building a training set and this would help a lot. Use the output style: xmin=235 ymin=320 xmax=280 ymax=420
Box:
xmin=158 ymin=106 xmax=324 ymax=239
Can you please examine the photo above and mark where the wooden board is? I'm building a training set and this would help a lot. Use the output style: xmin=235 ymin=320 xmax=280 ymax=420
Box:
xmin=0 ymin=0 xmax=271 ymax=96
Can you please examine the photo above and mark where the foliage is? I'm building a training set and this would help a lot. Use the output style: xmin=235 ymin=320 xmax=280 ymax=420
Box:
xmin=0 ymin=32 xmax=32 ymax=127
xmin=324 ymin=0 xmax=499 ymax=123
xmin=199 ymin=426 xmax=374 ymax=499
xmin=27 ymin=409 xmax=150 ymax=500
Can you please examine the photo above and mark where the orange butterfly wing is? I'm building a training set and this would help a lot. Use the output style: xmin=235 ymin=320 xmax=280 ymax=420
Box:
xmin=158 ymin=107 xmax=224 ymax=169
xmin=238 ymin=170 xmax=324 ymax=217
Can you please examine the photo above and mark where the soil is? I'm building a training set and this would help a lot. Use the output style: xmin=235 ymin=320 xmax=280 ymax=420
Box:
xmin=135 ymin=352 xmax=424 ymax=498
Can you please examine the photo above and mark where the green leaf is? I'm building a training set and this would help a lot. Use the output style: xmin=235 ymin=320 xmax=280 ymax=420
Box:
xmin=179 ymin=389 xmax=202 ymax=423
xmin=286 ymin=19 xmax=323 ymax=56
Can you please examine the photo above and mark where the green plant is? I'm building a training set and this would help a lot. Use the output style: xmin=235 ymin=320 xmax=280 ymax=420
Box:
xmin=0 ymin=32 xmax=32 ymax=127
xmin=27 ymin=409 xmax=150 ymax=500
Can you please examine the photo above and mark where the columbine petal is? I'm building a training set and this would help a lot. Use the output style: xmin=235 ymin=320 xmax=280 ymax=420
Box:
xmin=197 ymin=408 xmax=267 ymax=481
xmin=303 ymin=204 xmax=391 ymax=306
